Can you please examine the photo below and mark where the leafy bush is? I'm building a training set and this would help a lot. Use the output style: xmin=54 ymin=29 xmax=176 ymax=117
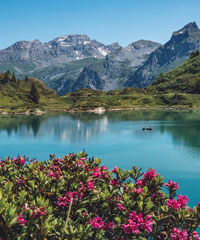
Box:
xmin=0 ymin=153 xmax=200 ymax=239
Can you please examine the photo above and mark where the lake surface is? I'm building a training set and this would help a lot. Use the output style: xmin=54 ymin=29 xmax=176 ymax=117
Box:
xmin=1 ymin=110 xmax=200 ymax=206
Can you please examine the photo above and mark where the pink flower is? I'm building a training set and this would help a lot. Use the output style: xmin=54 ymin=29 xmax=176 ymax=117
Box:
xmin=82 ymin=212 xmax=88 ymax=216
xmin=89 ymin=216 xmax=104 ymax=229
xmin=78 ymin=182 xmax=85 ymax=192
xmin=57 ymin=191 xmax=81 ymax=207
xmin=167 ymin=195 xmax=189 ymax=210
xmin=48 ymin=171 xmax=56 ymax=178
xmin=122 ymin=220 xmax=140 ymax=235
xmin=32 ymin=206 xmax=46 ymax=218
xmin=92 ymin=167 xmax=101 ymax=179
xmin=48 ymin=165 xmax=62 ymax=179
xmin=112 ymin=166 xmax=118 ymax=173
xmin=177 ymin=195 xmax=189 ymax=208
xmin=17 ymin=214 xmax=27 ymax=226
xmin=189 ymin=231 xmax=200 ymax=240
xmin=165 ymin=179 xmax=179 ymax=190
xmin=14 ymin=155 xmax=26 ymax=166
xmin=57 ymin=196 xmax=69 ymax=207
xmin=102 ymin=171 xmax=109 ymax=179
xmin=170 ymin=228 xmax=188 ymax=240
xmin=143 ymin=169 xmax=156 ymax=180
xmin=136 ymin=179 xmax=144 ymax=187
xmin=80 ymin=157 xmax=86 ymax=161
xmin=89 ymin=217 xmax=115 ymax=231
xmin=103 ymin=222 xmax=115 ymax=231
xmin=101 ymin=165 xmax=108 ymax=171
xmin=77 ymin=160 xmax=85 ymax=168
xmin=122 ymin=211 xmax=153 ymax=235
xmin=110 ymin=179 xmax=120 ymax=186
xmin=133 ymin=187 xmax=143 ymax=195
xmin=116 ymin=203 xmax=126 ymax=211
xmin=87 ymin=181 xmax=95 ymax=191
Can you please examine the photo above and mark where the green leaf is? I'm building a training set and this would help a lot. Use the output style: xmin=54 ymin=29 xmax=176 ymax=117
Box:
xmin=138 ymin=201 xmax=143 ymax=211
xmin=114 ymin=217 xmax=121 ymax=224
xmin=146 ymin=200 xmax=154 ymax=210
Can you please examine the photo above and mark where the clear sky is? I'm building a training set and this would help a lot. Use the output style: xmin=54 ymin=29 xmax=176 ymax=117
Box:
xmin=0 ymin=0 xmax=200 ymax=49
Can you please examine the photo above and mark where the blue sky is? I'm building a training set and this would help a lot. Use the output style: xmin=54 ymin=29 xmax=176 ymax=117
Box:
xmin=0 ymin=0 xmax=200 ymax=49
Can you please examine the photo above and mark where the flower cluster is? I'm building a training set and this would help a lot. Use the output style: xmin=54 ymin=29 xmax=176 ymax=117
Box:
xmin=48 ymin=165 xmax=62 ymax=179
xmin=170 ymin=227 xmax=200 ymax=240
xmin=32 ymin=206 xmax=46 ymax=218
xmin=165 ymin=179 xmax=179 ymax=190
xmin=167 ymin=195 xmax=189 ymax=210
xmin=143 ymin=169 xmax=156 ymax=180
xmin=13 ymin=155 xmax=26 ymax=166
xmin=17 ymin=214 xmax=27 ymax=226
xmin=57 ymin=191 xmax=83 ymax=207
xmin=122 ymin=211 xmax=153 ymax=235
xmin=0 ymin=152 xmax=200 ymax=239
xmin=89 ymin=216 xmax=115 ymax=230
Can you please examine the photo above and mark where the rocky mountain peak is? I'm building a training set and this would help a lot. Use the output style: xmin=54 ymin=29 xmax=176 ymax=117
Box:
xmin=129 ymin=40 xmax=161 ymax=50
xmin=30 ymin=39 xmax=43 ymax=47
xmin=6 ymin=39 xmax=43 ymax=51
xmin=106 ymin=42 xmax=121 ymax=52
xmin=50 ymin=34 xmax=91 ymax=45
xmin=7 ymin=41 xmax=32 ymax=50
xmin=184 ymin=21 xmax=198 ymax=31
xmin=172 ymin=22 xmax=199 ymax=38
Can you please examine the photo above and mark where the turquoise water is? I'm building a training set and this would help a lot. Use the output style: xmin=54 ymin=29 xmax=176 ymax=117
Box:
xmin=1 ymin=110 xmax=200 ymax=206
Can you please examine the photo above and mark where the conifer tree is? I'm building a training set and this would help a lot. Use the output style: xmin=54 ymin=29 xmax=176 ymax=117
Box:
xmin=12 ymin=72 xmax=16 ymax=82
xmin=30 ymin=82 xmax=40 ymax=104
xmin=3 ymin=71 xmax=10 ymax=83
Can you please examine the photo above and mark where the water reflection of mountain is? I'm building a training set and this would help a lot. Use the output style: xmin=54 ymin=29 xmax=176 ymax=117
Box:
xmin=0 ymin=115 xmax=46 ymax=136
xmin=1 ymin=110 xmax=200 ymax=150
xmin=41 ymin=114 xmax=109 ymax=142
xmin=0 ymin=113 xmax=109 ymax=142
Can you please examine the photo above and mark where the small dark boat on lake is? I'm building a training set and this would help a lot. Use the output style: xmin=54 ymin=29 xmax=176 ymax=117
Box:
xmin=142 ymin=127 xmax=152 ymax=131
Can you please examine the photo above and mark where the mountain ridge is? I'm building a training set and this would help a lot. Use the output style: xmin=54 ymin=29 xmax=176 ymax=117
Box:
xmin=1 ymin=22 xmax=200 ymax=94
xmin=126 ymin=22 xmax=200 ymax=88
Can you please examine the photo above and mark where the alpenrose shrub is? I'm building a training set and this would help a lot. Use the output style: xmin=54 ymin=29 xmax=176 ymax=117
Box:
xmin=0 ymin=153 xmax=200 ymax=239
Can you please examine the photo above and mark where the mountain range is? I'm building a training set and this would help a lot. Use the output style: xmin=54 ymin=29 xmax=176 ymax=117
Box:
xmin=0 ymin=22 xmax=200 ymax=94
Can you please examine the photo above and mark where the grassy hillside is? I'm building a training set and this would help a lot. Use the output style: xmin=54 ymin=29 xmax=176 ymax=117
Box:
xmin=62 ymin=87 xmax=200 ymax=110
xmin=148 ymin=52 xmax=200 ymax=94
xmin=0 ymin=71 xmax=60 ymax=113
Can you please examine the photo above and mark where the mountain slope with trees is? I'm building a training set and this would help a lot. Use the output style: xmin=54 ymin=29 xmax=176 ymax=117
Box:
xmin=0 ymin=71 xmax=58 ymax=113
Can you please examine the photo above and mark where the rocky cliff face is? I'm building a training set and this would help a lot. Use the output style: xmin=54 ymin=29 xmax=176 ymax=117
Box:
xmin=109 ymin=40 xmax=161 ymax=67
xmin=56 ymin=40 xmax=161 ymax=94
xmin=0 ymin=35 xmax=115 ymax=73
xmin=126 ymin=22 xmax=200 ymax=88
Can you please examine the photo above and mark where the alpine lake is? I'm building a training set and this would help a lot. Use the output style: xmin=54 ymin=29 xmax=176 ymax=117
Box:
xmin=1 ymin=110 xmax=200 ymax=207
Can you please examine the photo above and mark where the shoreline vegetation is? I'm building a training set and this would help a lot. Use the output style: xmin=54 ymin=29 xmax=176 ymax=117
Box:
xmin=1 ymin=83 xmax=200 ymax=115
xmin=1 ymin=152 xmax=200 ymax=239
